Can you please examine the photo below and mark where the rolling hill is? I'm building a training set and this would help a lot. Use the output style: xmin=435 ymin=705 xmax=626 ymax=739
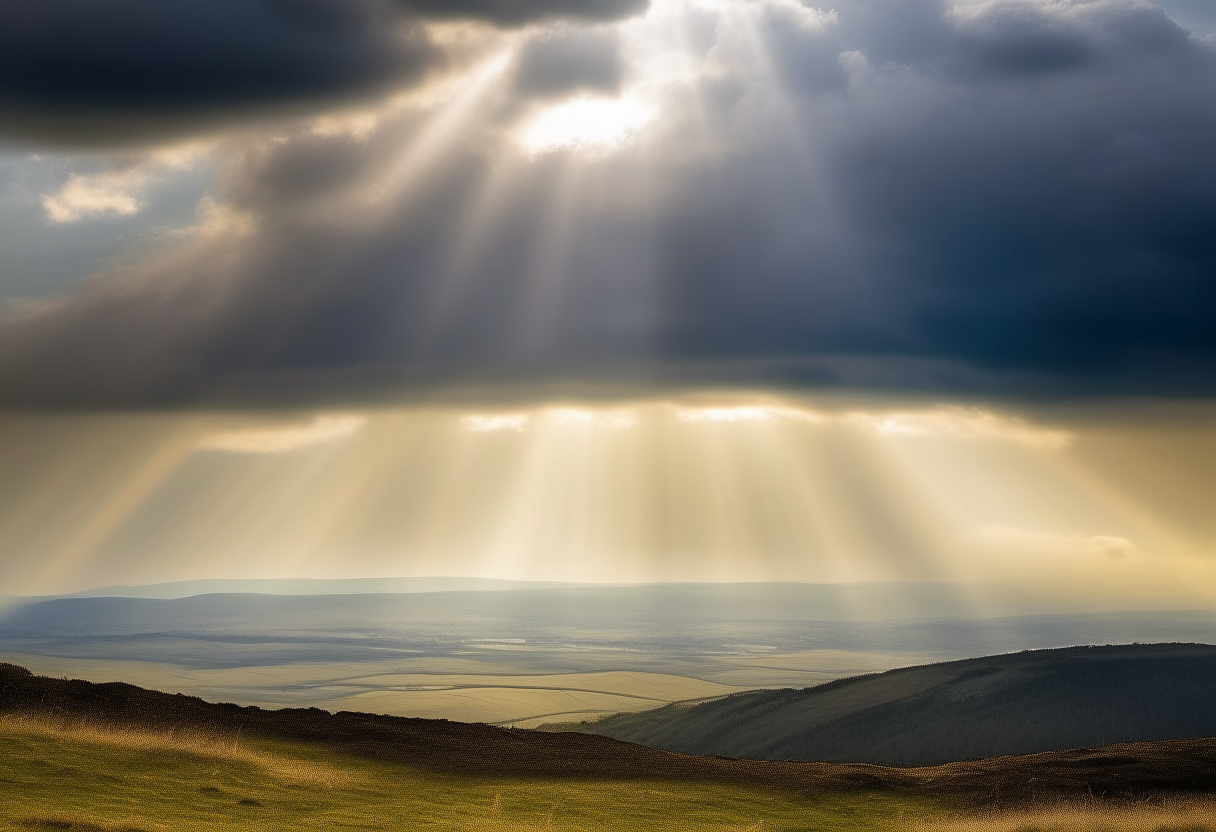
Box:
xmin=4 ymin=659 xmax=1216 ymax=813
xmin=570 ymin=643 xmax=1216 ymax=765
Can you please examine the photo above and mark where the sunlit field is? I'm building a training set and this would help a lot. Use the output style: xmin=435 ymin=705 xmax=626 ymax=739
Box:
xmin=906 ymin=802 xmax=1216 ymax=832
xmin=0 ymin=647 xmax=944 ymax=727
xmin=0 ymin=715 xmax=938 ymax=832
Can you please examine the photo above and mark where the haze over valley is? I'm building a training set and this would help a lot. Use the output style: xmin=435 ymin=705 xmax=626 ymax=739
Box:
xmin=4 ymin=580 xmax=1215 ymax=726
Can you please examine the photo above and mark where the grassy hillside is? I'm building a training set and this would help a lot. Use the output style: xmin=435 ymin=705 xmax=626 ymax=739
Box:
xmin=4 ymin=662 xmax=1216 ymax=831
xmin=4 ymin=715 xmax=933 ymax=832
xmin=570 ymin=644 xmax=1216 ymax=765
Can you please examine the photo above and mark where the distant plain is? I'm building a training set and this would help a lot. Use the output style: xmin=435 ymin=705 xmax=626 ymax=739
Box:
xmin=4 ymin=581 xmax=1216 ymax=726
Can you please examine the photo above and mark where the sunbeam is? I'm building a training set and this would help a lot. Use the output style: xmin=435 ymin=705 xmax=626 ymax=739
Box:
xmin=1 ymin=396 xmax=1212 ymax=612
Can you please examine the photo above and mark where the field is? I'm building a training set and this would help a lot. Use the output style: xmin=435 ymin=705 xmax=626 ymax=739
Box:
xmin=0 ymin=648 xmax=928 ymax=727
xmin=0 ymin=716 xmax=935 ymax=832
xmin=7 ymin=588 xmax=1215 ymax=731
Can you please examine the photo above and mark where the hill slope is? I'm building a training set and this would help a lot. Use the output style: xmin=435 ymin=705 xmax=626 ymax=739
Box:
xmin=573 ymin=643 xmax=1216 ymax=765
xmin=4 ymin=660 xmax=1216 ymax=809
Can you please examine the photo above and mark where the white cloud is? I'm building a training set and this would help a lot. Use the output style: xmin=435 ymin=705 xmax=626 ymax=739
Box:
xmin=41 ymin=143 xmax=208 ymax=223
xmin=670 ymin=402 xmax=1067 ymax=448
xmin=976 ymin=525 xmax=1137 ymax=558
xmin=846 ymin=406 xmax=1072 ymax=448
xmin=677 ymin=405 xmax=776 ymax=423
xmin=198 ymin=415 xmax=366 ymax=454
xmin=461 ymin=407 xmax=637 ymax=432
xmin=669 ymin=402 xmax=1068 ymax=449
xmin=547 ymin=407 xmax=636 ymax=428
xmin=462 ymin=413 xmax=531 ymax=432
xmin=675 ymin=404 xmax=827 ymax=423
xmin=42 ymin=172 xmax=144 ymax=223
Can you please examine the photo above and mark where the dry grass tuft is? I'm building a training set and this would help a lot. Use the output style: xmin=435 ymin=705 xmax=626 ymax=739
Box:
xmin=905 ymin=798 xmax=1216 ymax=832
xmin=1 ymin=711 xmax=357 ymax=789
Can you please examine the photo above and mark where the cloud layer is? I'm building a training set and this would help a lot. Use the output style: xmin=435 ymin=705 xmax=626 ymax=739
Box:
xmin=1 ymin=0 xmax=1214 ymax=406
xmin=0 ymin=0 xmax=646 ymax=144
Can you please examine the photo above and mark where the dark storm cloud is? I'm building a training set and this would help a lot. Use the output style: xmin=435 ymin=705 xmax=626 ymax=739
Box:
xmin=400 ymin=0 xmax=645 ymax=25
xmin=0 ymin=0 xmax=646 ymax=145
xmin=1 ymin=0 xmax=1215 ymax=406
xmin=656 ymin=0 xmax=1216 ymax=394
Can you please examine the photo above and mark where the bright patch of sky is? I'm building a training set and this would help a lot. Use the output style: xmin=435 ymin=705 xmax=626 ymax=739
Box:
xmin=0 ymin=148 xmax=212 ymax=303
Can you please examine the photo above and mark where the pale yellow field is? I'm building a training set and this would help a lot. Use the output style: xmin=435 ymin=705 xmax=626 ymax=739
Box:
xmin=0 ymin=652 xmax=736 ymax=724
xmin=340 ymin=685 xmax=685 ymax=725
xmin=0 ymin=647 xmax=939 ymax=725
xmin=350 ymin=670 xmax=733 ymax=698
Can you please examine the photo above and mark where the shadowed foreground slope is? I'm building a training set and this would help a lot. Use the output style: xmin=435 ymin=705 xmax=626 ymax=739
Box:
xmin=573 ymin=644 xmax=1216 ymax=765
xmin=4 ymin=661 xmax=1216 ymax=809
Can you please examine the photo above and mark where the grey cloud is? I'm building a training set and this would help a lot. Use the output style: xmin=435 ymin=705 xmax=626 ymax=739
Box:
xmin=0 ymin=116 xmax=657 ymax=405
xmin=0 ymin=0 xmax=646 ymax=146
xmin=1 ymin=0 xmax=1215 ymax=406
xmin=513 ymin=29 xmax=623 ymax=97
xmin=662 ymin=0 xmax=1216 ymax=387
xmin=946 ymin=0 xmax=1191 ymax=77
xmin=400 ymin=0 xmax=645 ymax=25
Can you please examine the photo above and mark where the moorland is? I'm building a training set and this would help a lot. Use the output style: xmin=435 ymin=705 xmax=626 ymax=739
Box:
xmin=4 ymin=661 xmax=1216 ymax=832
xmin=571 ymin=643 xmax=1216 ymax=765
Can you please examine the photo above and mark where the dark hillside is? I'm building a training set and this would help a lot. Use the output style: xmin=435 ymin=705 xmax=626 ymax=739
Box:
xmin=3 ymin=661 xmax=1216 ymax=809
xmin=575 ymin=643 xmax=1216 ymax=765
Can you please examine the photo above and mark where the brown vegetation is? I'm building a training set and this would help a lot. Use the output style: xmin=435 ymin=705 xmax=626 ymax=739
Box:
xmin=4 ymin=662 xmax=1215 ymax=810
xmin=904 ymin=797 xmax=1216 ymax=832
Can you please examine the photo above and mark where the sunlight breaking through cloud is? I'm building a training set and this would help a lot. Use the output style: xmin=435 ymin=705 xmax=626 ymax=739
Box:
xmin=0 ymin=0 xmax=1214 ymax=618
xmin=671 ymin=402 xmax=1070 ymax=447
xmin=520 ymin=96 xmax=653 ymax=154
xmin=0 ymin=395 xmax=1212 ymax=602
xmin=847 ymin=407 xmax=1072 ymax=448
xmin=547 ymin=408 xmax=637 ymax=428
xmin=676 ymin=405 xmax=827 ymax=424
xmin=461 ymin=413 xmax=531 ymax=432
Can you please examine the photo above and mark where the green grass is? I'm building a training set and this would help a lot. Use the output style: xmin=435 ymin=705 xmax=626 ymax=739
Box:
xmin=1 ymin=718 xmax=937 ymax=831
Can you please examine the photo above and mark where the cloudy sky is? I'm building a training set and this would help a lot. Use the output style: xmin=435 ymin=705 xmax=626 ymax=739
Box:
xmin=0 ymin=0 xmax=1213 ymax=602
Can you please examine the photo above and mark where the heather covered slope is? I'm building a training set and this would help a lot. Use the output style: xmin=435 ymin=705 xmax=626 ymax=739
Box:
xmin=4 ymin=660 xmax=1216 ymax=809
xmin=572 ymin=644 xmax=1216 ymax=765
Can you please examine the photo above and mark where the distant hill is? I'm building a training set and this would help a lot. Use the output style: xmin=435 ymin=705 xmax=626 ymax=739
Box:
xmin=571 ymin=643 xmax=1216 ymax=766
xmin=4 ymin=661 xmax=1216 ymax=809
xmin=6 ymin=586 xmax=1215 ymax=654
xmin=1 ymin=581 xmax=988 ymax=622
